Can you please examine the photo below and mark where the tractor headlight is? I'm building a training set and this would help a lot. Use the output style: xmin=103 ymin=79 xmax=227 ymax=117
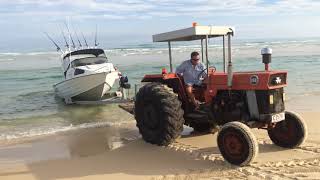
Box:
xmin=269 ymin=95 xmax=274 ymax=105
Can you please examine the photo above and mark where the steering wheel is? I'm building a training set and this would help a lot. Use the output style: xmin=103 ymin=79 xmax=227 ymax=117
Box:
xmin=198 ymin=66 xmax=216 ymax=80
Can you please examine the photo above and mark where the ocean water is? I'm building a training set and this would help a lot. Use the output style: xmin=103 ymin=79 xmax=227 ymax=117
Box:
xmin=1 ymin=38 xmax=320 ymax=141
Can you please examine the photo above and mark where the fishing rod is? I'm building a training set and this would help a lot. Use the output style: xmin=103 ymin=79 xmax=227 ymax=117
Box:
xmin=44 ymin=32 xmax=63 ymax=53
xmin=72 ymin=24 xmax=82 ymax=48
xmin=81 ymin=31 xmax=89 ymax=47
xmin=64 ymin=22 xmax=76 ymax=49
xmin=61 ymin=29 xmax=69 ymax=48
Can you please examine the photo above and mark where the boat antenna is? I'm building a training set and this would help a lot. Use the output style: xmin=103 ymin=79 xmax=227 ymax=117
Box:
xmin=72 ymin=24 xmax=82 ymax=48
xmin=64 ymin=21 xmax=76 ymax=49
xmin=44 ymin=32 xmax=62 ymax=53
xmin=81 ymin=31 xmax=89 ymax=47
xmin=94 ymin=25 xmax=99 ymax=47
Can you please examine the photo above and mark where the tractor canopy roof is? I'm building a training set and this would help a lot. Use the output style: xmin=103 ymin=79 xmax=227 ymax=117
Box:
xmin=153 ymin=26 xmax=234 ymax=42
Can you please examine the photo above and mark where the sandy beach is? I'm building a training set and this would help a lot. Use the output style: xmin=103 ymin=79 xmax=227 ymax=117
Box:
xmin=0 ymin=94 xmax=319 ymax=180
xmin=1 ymin=0 xmax=320 ymax=179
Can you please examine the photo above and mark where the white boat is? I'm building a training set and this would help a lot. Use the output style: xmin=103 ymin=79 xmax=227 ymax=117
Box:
xmin=53 ymin=48 xmax=120 ymax=103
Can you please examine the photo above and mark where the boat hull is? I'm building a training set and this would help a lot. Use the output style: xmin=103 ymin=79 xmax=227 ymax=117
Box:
xmin=54 ymin=71 xmax=119 ymax=101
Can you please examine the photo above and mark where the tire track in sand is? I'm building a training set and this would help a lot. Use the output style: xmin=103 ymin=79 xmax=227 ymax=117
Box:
xmin=165 ymin=138 xmax=320 ymax=180
xmin=119 ymin=133 xmax=320 ymax=179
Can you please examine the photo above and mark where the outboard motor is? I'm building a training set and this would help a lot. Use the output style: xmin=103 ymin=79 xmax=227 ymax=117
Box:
xmin=261 ymin=47 xmax=272 ymax=71
xmin=119 ymin=76 xmax=131 ymax=89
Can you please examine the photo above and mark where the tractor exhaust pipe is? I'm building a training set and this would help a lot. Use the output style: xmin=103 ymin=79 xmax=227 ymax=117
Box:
xmin=261 ymin=47 xmax=272 ymax=71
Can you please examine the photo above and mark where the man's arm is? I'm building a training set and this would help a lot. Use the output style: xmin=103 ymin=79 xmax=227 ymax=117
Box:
xmin=175 ymin=61 xmax=186 ymax=75
xmin=201 ymin=63 xmax=207 ymax=75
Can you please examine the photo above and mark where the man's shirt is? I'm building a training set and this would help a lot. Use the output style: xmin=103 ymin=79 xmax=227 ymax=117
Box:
xmin=175 ymin=60 xmax=206 ymax=86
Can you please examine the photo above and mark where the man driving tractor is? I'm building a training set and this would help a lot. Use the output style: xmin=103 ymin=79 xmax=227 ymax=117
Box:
xmin=176 ymin=51 xmax=206 ymax=108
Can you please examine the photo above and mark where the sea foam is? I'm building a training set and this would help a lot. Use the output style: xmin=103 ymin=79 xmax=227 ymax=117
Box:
xmin=0 ymin=120 xmax=134 ymax=141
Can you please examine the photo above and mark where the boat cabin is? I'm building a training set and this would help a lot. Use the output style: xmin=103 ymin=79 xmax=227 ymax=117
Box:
xmin=61 ymin=49 xmax=108 ymax=77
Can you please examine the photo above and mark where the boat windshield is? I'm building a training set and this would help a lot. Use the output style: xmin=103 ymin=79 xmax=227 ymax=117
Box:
xmin=67 ymin=53 xmax=106 ymax=61
xmin=71 ymin=57 xmax=107 ymax=67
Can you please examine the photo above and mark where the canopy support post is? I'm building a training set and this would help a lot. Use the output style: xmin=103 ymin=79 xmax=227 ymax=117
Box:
xmin=227 ymin=34 xmax=233 ymax=87
xmin=201 ymin=39 xmax=204 ymax=63
xmin=205 ymin=35 xmax=209 ymax=76
xmin=168 ymin=41 xmax=173 ymax=72
xmin=223 ymin=35 xmax=226 ymax=73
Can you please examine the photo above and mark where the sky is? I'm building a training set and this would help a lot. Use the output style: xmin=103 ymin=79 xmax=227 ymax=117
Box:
xmin=0 ymin=0 xmax=320 ymax=52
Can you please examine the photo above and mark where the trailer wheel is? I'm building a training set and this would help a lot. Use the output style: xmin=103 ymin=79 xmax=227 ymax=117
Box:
xmin=217 ymin=122 xmax=258 ymax=166
xmin=135 ymin=83 xmax=184 ymax=146
xmin=268 ymin=111 xmax=307 ymax=148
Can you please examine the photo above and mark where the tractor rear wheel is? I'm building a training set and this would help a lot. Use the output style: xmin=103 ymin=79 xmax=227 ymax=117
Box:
xmin=217 ymin=122 xmax=258 ymax=166
xmin=268 ymin=111 xmax=307 ymax=148
xmin=134 ymin=83 xmax=184 ymax=146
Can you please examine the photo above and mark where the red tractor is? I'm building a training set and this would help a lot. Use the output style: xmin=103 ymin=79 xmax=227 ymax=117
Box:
xmin=121 ymin=25 xmax=307 ymax=166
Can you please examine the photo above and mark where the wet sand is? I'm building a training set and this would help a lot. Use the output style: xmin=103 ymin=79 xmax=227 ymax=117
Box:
xmin=0 ymin=95 xmax=320 ymax=180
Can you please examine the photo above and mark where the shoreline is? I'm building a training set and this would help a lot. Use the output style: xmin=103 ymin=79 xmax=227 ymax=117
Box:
xmin=1 ymin=91 xmax=319 ymax=145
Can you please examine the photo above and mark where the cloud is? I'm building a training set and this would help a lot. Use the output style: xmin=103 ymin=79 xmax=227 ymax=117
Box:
xmin=1 ymin=0 xmax=320 ymax=47
xmin=0 ymin=0 xmax=320 ymax=21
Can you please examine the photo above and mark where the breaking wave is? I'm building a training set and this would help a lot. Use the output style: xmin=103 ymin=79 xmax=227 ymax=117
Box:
xmin=0 ymin=120 xmax=134 ymax=141
xmin=1 ymin=39 xmax=319 ymax=58
xmin=0 ymin=58 xmax=15 ymax=62
xmin=0 ymin=52 xmax=21 ymax=56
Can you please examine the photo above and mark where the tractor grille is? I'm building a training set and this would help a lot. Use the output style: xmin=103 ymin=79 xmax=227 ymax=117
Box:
xmin=255 ymin=88 xmax=285 ymax=114
xmin=269 ymin=73 xmax=287 ymax=86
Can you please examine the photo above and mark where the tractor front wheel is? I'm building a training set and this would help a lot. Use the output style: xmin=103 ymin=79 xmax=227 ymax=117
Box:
xmin=134 ymin=83 xmax=184 ymax=146
xmin=268 ymin=111 xmax=307 ymax=148
xmin=217 ymin=122 xmax=258 ymax=166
